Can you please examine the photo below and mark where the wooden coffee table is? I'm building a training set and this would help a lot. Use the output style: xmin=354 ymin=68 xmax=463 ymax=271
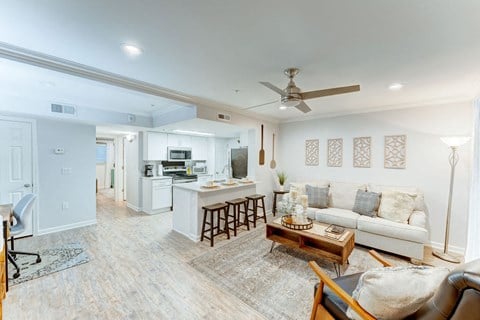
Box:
xmin=266 ymin=220 xmax=355 ymax=276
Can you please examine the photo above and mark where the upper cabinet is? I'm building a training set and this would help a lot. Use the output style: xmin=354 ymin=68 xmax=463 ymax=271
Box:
xmin=143 ymin=132 xmax=168 ymax=160
xmin=191 ymin=136 xmax=208 ymax=160
xmin=167 ymin=134 xmax=192 ymax=148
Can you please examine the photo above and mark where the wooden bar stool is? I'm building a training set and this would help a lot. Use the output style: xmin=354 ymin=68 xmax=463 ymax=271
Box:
xmin=200 ymin=203 xmax=230 ymax=247
xmin=225 ymin=198 xmax=249 ymax=236
xmin=246 ymin=194 xmax=267 ymax=228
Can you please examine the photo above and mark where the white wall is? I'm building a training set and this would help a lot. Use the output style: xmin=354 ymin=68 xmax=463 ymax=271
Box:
xmin=125 ymin=134 xmax=141 ymax=210
xmin=278 ymin=101 xmax=473 ymax=252
xmin=36 ymin=118 xmax=96 ymax=233
xmin=196 ymin=104 xmax=280 ymax=210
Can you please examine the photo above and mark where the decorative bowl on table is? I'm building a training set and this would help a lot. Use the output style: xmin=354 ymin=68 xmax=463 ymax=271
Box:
xmin=201 ymin=184 xmax=220 ymax=189
xmin=222 ymin=179 xmax=237 ymax=186
xmin=281 ymin=214 xmax=313 ymax=230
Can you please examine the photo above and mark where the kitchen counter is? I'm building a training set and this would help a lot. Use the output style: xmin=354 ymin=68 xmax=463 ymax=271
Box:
xmin=173 ymin=181 xmax=257 ymax=193
xmin=141 ymin=176 xmax=172 ymax=180
xmin=172 ymin=180 xmax=258 ymax=241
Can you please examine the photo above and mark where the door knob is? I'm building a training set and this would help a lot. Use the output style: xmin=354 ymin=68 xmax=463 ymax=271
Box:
xmin=24 ymin=183 xmax=31 ymax=188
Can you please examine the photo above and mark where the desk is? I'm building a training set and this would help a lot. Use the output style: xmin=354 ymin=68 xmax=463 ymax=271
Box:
xmin=272 ymin=190 xmax=289 ymax=216
xmin=0 ymin=204 xmax=11 ymax=319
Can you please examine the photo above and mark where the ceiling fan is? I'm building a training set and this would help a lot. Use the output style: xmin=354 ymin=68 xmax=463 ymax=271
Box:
xmin=259 ymin=68 xmax=360 ymax=113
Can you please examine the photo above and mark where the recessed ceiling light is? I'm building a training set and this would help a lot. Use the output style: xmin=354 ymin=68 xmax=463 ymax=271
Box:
xmin=279 ymin=105 xmax=287 ymax=110
xmin=388 ymin=83 xmax=403 ymax=91
xmin=121 ymin=44 xmax=143 ymax=56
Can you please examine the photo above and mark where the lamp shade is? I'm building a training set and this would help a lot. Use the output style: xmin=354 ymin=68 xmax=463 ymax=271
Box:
xmin=440 ymin=136 xmax=471 ymax=147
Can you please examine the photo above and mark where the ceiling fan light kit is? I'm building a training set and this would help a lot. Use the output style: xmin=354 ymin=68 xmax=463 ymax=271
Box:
xmin=259 ymin=67 xmax=360 ymax=114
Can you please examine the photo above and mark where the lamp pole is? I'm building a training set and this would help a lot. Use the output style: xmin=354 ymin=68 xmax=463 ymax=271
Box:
xmin=433 ymin=146 xmax=461 ymax=263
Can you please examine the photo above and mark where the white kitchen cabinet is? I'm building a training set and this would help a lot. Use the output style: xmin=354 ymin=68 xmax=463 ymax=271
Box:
xmin=167 ymin=133 xmax=192 ymax=147
xmin=191 ymin=136 xmax=208 ymax=160
xmin=143 ymin=132 xmax=168 ymax=160
xmin=142 ymin=177 xmax=172 ymax=214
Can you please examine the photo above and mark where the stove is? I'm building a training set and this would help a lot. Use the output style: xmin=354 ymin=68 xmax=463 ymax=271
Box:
xmin=162 ymin=161 xmax=198 ymax=184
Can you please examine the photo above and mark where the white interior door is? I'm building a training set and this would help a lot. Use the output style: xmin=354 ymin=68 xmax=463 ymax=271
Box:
xmin=0 ymin=119 xmax=33 ymax=237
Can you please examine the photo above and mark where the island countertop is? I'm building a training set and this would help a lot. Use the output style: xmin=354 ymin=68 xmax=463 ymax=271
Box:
xmin=173 ymin=181 xmax=258 ymax=193
xmin=172 ymin=180 xmax=258 ymax=241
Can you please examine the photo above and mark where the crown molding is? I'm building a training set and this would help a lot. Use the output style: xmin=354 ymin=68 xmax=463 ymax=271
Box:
xmin=281 ymin=96 xmax=474 ymax=124
xmin=0 ymin=41 xmax=193 ymax=104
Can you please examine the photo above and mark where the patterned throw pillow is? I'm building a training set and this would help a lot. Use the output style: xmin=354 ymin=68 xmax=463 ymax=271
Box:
xmin=352 ymin=190 xmax=381 ymax=217
xmin=305 ymin=185 xmax=329 ymax=208
xmin=346 ymin=266 xmax=449 ymax=320
xmin=378 ymin=190 xmax=416 ymax=223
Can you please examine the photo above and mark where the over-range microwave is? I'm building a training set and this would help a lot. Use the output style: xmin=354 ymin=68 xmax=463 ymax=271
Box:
xmin=167 ymin=147 xmax=192 ymax=161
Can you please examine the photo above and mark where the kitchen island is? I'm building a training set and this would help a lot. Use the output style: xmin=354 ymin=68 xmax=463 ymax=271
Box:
xmin=172 ymin=181 xmax=258 ymax=241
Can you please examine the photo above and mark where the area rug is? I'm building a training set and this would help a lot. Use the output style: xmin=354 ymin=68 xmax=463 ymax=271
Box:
xmin=189 ymin=226 xmax=412 ymax=320
xmin=8 ymin=243 xmax=90 ymax=286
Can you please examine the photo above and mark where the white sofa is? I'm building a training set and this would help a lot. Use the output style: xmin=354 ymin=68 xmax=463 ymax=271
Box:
xmin=289 ymin=181 xmax=428 ymax=260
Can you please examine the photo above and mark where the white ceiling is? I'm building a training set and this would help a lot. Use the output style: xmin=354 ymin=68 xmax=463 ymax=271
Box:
xmin=0 ymin=59 xmax=188 ymax=116
xmin=1 ymin=1 xmax=480 ymax=121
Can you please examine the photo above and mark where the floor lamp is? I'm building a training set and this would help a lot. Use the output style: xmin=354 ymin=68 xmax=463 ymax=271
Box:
xmin=433 ymin=136 xmax=471 ymax=263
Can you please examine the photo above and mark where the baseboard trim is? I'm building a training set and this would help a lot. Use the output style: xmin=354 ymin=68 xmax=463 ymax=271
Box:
xmin=172 ymin=229 xmax=200 ymax=242
xmin=37 ymin=219 xmax=97 ymax=235
xmin=126 ymin=203 xmax=141 ymax=212
xmin=429 ymin=241 xmax=465 ymax=255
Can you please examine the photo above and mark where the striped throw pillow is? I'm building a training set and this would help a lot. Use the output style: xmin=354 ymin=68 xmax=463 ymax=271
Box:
xmin=305 ymin=185 xmax=329 ymax=209
xmin=352 ymin=190 xmax=381 ymax=217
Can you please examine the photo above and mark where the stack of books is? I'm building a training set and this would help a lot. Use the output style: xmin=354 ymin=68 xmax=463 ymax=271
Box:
xmin=324 ymin=224 xmax=345 ymax=240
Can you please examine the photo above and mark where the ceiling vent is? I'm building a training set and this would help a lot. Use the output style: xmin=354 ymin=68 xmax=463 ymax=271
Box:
xmin=217 ymin=113 xmax=231 ymax=121
xmin=51 ymin=103 xmax=76 ymax=115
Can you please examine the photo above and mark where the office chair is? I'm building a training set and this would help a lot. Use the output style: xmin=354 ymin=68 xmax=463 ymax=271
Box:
xmin=8 ymin=194 xmax=41 ymax=279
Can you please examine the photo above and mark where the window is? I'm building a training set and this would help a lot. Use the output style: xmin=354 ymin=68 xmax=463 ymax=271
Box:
xmin=96 ymin=143 xmax=107 ymax=164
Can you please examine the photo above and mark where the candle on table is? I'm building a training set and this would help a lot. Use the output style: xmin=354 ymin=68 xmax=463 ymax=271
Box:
xmin=290 ymin=190 xmax=298 ymax=200
xmin=301 ymin=195 xmax=308 ymax=208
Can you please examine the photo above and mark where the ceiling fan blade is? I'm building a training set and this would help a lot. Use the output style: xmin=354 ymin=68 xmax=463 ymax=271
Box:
xmin=301 ymin=85 xmax=360 ymax=100
xmin=243 ymin=100 xmax=278 ymax=110
xmin=295 ymin=101 xmax=311 ymax=113
xmin=259 ymin=82 xmax=287 ymax=96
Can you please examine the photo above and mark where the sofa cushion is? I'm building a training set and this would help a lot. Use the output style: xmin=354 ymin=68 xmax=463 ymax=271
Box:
xmin=314 ymin=208 xmax=360 ymax=229
xmin=357 ymin=215 xmax=428 ymax=243
xmin=378 ymin=190 xmax=416 ymax=224
xmin=289 ymin=180 xmax=329 ymax=195
xmin=352 ymin=190 xmax=381 ymax=217
xmin=409 ymin=210 xmax=427 ymax=229
xmin=305 ymin=207 xmax=319 ymax=219
xmin=306 ymin=185 xmax=329 ymax=208
xmin=329 ymin=181 xmax=367 ymax=210
xmin=346 ymin=266 xmax=450 ymax=320
xmin=368 ymin=183 xmax=425 ymax=212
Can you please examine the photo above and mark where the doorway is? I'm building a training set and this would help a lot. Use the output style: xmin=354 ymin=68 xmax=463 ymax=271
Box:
xmin=0 ymin=117 xmax=35 ymax=237
xmin=95 ymin=135 xmax=126 ymax=202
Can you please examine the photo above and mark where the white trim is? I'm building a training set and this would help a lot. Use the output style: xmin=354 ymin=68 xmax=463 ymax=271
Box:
xmin=430 ymin=241 xmax=465 ymax=255
xmin=37 ymin=219 xmax=97 ymax=236
xmin=0 ymin=41 xmax=193 ymax=104
xmin=0 ymin=115 xmax=39 ymax=235
xmin=126 ymin=202 xmax=141 ymax=212
xmin=282 ymin=97 xmax=473 ymax=123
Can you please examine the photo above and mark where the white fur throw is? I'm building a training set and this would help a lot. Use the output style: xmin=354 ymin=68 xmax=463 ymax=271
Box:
xmin=378 ymin=190 xmax=416 ymax=224
xmin=346 ymin=266 xmax=450 ymax=320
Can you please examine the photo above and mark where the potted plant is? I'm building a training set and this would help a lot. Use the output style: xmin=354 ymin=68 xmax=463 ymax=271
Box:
xmin=277 ymin=171 xmax=287 ymax=191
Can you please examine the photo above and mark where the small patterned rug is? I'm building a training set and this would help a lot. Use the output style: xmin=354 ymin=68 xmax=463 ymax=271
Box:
xmin=8 ymin=243 xmax=89 ymax=286
xmin=189 ymin=226 xmax=412 ymax=320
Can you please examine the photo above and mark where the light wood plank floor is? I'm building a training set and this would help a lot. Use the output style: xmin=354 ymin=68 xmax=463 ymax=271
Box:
xmin=4 ymin=193 xmax=267 ymax=320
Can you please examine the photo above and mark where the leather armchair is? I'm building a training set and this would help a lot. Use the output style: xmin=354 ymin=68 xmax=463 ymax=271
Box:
xmin=309 ymin=251 xmax=480 ymax=320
